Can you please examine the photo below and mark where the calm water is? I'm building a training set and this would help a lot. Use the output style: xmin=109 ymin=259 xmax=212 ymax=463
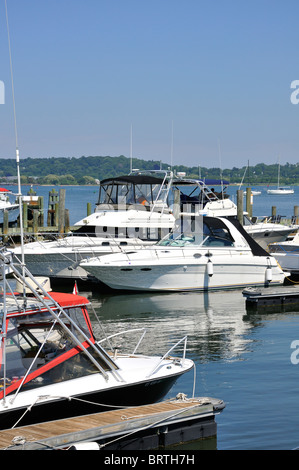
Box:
xmin=7 ymin=183 xmax=299 ymax=449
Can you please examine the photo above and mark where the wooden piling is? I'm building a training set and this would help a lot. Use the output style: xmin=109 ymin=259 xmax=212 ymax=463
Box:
xmin=39 ymin=196 xmax=44 ymax=227
xmin=3 ymin=210 xmax=8 ymax=243
xmin=47 ymin=189 xmax=59 ymax=227
xmin=173 ymin=189 xmax=181 ymax=219
xmin=65 ymin=209 xmax=70 ymax=233
xmin=237 ymin=189 xmax=243 ymax=225
xmin=294 ymin=206 xmax=299 ymax=225
xmin=87 ymin=202 xmax=92 ymax=217
xmin=58 ymin=188 xmax=66 ymax=234
xmin=22 ymin=201 xmax=28 ymax=229
xmin=246 ymin=187 xmax=252 ymax=218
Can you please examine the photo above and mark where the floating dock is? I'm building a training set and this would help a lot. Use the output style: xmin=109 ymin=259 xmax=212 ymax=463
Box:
xmin=0 ymin=396 xmax=225 ymax=450
xmin=243 ymin=285 xmax=299 ymax=311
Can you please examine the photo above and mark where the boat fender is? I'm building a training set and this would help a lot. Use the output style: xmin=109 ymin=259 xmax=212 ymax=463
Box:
xmin=265 ymin=266 xmax=272 ymax=282
xmin=69 ymin=442 xmax=100 ymax=450
xmin=207 ymin=259 xmax=213 ymax=277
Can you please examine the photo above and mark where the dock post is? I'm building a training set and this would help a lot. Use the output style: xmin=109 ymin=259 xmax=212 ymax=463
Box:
xmin=65 ymin=209 xmax=70 ymax=233
xmin=58 ymin=188 xmax=66 ymax=235
xmin=22 ymin=201 xmax=28 ymax=230
xmin=39 ymin=196 xmax=44 ymax=227
xmin=246 ymin=188 xmax=252 ymax=218
xmin=237 ymin=189 xmax=243 ymax=225
xmin=173 ymin=189 xmax=180 ymax=219
xmin=33 ymin=210 xmax=39 ymax=238
xmin=294 ymin=206 xmax=299 ymax=225
xmin=3 ymin=210 xmax=8 ymax=243
xmin=47 ymin=189 xmax=59 ymax=227
xmin=87 ymin=202 xmax=92 ymax=216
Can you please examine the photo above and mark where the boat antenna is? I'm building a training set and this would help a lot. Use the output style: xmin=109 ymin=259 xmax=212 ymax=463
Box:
xmin=170 ymin=120 xmax=174 ymax=172
xmin=218 ymin=139 xmax=224 ymax=196
xmin=5 ymin=0 xmax=26 ymax=292
xmin=130 ymin=124 xmax=133 ymax=173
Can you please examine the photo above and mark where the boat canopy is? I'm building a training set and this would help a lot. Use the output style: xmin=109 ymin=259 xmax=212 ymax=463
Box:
xmin=0 ymin=292 xmax=118 ymax=400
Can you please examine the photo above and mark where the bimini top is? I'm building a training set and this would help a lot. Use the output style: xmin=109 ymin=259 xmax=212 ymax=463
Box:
xmin=100 ymin=174 xmax=230 ymax=187
xmin=100 ymin=174 xmax=170 ymax=186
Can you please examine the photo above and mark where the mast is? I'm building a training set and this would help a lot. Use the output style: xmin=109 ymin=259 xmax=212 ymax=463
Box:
xmin=130 ymin=124 xmax=133 ymax=173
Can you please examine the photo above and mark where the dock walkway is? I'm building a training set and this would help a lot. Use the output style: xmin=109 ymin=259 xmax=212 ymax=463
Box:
xmin=0 ymin=396 xmax=225 ymax=450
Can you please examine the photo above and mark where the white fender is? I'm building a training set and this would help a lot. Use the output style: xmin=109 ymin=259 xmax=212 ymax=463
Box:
xmin=265 ymin=266 xmax=272 ymax=282
xmin=207 ymin=259 xmax=213 ymax=277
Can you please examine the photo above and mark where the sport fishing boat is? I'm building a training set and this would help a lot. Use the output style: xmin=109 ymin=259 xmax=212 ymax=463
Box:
xmin=79 ymin=216 xmax=288 ymax=292
xmin=0 ymin=250 xmax=194 ymax=430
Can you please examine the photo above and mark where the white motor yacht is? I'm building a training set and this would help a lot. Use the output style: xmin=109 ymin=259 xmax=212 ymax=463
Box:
xmin=11 ymin=171 xmax=235 ymax=280
xmin=12 ymin=170 xmax=295 ymax=281
xmin=268 ymin=231 xmax=299 ymax=275
xmin=241 ymin=215 xmax=296 ymax=251
xmin=80 ymin=216 xmax=287 ymax=292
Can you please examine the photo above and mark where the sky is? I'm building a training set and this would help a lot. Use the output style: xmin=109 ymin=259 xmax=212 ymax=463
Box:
xmin=1 ymin=0 xmax=299 ymax=169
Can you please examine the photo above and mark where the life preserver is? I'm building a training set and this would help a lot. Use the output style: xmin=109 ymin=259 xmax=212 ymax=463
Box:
xmin=138 ymin=196 xmax=147 ymax=205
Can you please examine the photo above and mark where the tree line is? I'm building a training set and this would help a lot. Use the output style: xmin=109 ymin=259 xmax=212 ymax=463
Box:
xmin=0 ymin=155 xmax=298 ymax=185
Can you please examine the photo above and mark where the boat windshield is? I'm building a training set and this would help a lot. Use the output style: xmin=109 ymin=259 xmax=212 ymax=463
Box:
xmin=0 ymin=306 xmax=115 ymax=397
xmin=158 ymin=218 xmax=235 ymax=247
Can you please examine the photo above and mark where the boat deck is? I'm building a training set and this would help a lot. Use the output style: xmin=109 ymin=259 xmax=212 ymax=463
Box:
xmin=0 ymin=396 xmax=224 ymax=450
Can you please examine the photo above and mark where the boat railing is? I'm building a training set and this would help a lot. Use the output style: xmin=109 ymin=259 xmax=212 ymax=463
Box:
xmin=149 ymin=170 xmax=173 ymax=217
xmin=147 ymin=335 xmax=188 ymax=377
xmin=97 ymin=328 xmax=147 ymax=355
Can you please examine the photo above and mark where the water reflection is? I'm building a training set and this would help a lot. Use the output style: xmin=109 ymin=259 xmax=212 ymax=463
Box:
xmin=82 ymin=288 xmax=258 ymax=363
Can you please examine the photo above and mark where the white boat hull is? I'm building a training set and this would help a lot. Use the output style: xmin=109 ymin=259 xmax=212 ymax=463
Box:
xmin=81 ymin=249 xmax=286 ymax=292
xmin=270 ymin=252 xmax=299 ymax=273
xmin=12 ymin=237 xmax=155 ymax=280
xmin=267 ymin=189 xmax=294 ymax=195
xmin=245 ymin=225 xmax=296 ymax=250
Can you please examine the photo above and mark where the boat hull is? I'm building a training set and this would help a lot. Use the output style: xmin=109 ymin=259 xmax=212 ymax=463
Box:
xmin=82 ymin=254 xmax=286 ymax=292
xmin=12 ymin=238 xmax=155 ymax=280
xmin=267 ymin=189 xmax=294 ymax=195
xmin=269 ymin=252 xmax=299 ymax=274
xmin=246 ymin=226 xmax=296 ymax=250
xmin=0 ymin=371 xmax=185 ymax=430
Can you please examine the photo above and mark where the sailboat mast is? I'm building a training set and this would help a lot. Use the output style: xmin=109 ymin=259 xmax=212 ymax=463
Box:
xmin=5 ymin=0 xmax=25 ymax=275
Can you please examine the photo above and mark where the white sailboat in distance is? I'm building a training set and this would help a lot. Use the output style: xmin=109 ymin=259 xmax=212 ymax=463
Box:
xmin=267 ymin=160 xmax=294 ymax=195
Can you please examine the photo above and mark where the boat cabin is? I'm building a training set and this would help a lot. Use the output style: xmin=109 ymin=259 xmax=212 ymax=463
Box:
xmin=0 ymin=292 xmax=117 ymax=401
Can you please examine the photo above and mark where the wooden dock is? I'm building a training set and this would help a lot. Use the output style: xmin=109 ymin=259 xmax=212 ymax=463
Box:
xmin=243 ymin=285 xmax=299 ymax=312
xmin=0 ymin=188 xmax=91 ymax=241
xmin=0 ymin=396 xmax=225 ymax=450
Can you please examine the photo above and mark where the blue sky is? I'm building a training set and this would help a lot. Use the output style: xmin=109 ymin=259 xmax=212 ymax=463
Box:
xmin=1 ymin=0 xmax=299 ymax=169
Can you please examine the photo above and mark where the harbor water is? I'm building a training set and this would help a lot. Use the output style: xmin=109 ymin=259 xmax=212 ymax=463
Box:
xmin=4 ymin=183 xmax=299 ymax=449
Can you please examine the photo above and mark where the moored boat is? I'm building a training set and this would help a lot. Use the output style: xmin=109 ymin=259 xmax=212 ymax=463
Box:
xmin=0 ymin=250 xmax=194 ymax=430
xmin=79 ymin=216 xmax=288 ymax=292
